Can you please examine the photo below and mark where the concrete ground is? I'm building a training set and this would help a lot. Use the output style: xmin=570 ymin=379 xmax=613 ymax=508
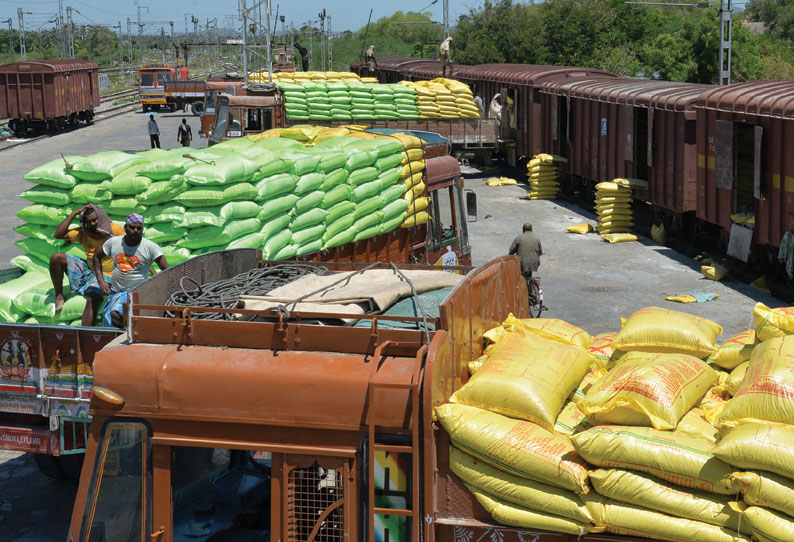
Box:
xmin=0 ymin=112 xmax=787 ymax=541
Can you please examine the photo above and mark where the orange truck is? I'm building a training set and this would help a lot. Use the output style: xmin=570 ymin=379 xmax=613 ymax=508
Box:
xmin=139 ymin=63 xmax=198 ymax=112
xmin=63 ymin=253 xmax=650 ymax=542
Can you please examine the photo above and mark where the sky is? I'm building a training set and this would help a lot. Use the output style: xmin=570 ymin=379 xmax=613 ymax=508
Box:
xmin=0 ymin=0 xmax=464 ymax=35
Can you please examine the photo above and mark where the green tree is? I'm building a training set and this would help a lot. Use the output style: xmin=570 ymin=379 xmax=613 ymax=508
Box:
xmin=453 ymin=0 xmax=543 ymax=64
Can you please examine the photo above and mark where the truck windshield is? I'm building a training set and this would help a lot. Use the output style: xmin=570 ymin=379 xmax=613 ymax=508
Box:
xmin=156 ymin=73 xmax=171 ymax=86
xmin=204 ymin=89 xmax=216 ymax=114
xmin=80 ymin=422 xmax=150 ymax=542
xmin=214 ymin=101 xmax=229 ymax=136
xmin=140 ymin=73 xmax=155 ymax=87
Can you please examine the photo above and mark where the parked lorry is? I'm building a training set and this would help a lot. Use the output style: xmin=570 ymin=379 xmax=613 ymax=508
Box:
xmin=138 ymin=62 xmax=191 ymax=112
xmin=0 ymin=150 xmax=475 ymax=477
xmin=65 ymin=253 xmax=651 ymax=542
xmin=162 ymin=80 xmax=207 ymax=114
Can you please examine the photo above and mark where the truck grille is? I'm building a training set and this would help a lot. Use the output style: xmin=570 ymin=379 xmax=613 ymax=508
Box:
xmin=287 ymin=462 xmax=345 ymax=542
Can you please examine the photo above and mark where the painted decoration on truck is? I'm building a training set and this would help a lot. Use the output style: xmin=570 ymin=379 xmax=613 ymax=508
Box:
xmin=0 ymin=336 xmax=38 ymax=393
xmin=374 ymin=450 xmax=410 ymax=542
xmin=44 ymin=360 xmax=93 ymax=400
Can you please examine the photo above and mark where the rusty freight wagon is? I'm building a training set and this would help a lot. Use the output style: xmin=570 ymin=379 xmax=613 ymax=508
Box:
xmin=541 ymin=79 xmax=713 ymax=227
xmin=0 ymin=59 xmax=99 ymax=134
xmin=695 ymin=80 xmax=794 ymax=259
xmin=66 ymin=252 xmax=652 ymax=542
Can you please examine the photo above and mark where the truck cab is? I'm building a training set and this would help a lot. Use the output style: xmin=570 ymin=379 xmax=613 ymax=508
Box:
xmin=140 ymin=63 xmax=189 ymax=112
xmin=208 ymin=91 xmax=283 ymax=146
xmin=200 ymin=80 xmax=245 ymax=138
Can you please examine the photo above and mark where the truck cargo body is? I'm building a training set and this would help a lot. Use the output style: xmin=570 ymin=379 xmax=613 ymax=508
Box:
xmin=0 ymin=59 xmax=99 ymax=134
xmin=162 ymin=80 xmax=206 ymax=114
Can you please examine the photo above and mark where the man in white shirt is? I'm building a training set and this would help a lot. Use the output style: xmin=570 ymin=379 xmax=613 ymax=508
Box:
xmin=440 ymin=36 xmax=453 ymax=77
xmin=147 ymin=114 xmax=160 ymax=149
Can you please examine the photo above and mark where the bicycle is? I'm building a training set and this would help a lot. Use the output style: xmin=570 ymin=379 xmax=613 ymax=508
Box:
xmin=527 ymin=276 xmax=544 ymax=318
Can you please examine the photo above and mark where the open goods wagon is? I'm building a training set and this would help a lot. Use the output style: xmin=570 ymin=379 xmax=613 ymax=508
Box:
xmin=0 ymin=59 xmax=98 ymax=134
xmin=65 ymin=252 xmax=651 ymax=542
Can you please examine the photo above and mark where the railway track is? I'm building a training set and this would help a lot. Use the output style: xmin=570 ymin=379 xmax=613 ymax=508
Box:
xmin=99 ymin=88 xmax=138 ymax=104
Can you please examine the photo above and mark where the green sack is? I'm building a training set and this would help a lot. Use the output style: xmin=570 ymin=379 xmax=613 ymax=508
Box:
xmin=323 ymin=229 xmax=355 ymax=249
xmin=143 ymin=203 xmax=186 ymax=224
xmin=345 ymin=151 xmax=379 ymax=171
xmin=250 ymin=154 xmax=291 ymax=182
xmin=349 ymin=138 xmax=404 ymax=158
xmin=273 ymin=244 xmax=298 ymax=260
xmin=325 ymin=214 xmax=355 ymax=239
xmin=301 ymin=149 xmax=350 ymax=173
xmin=383 ymin=199 xmax=410 ymax=221
xmin=136 ymin=176 xmax=187 ymax=205
xmin=16 ymin=204 xmax=65 ymax=226
xmin=326 ymin=201 xmax=356 ymax=225
xmin=259 ymin=194 xmax=299 ymax=223
xmin=56 ymin=295 xmax=87 ymax=322
xmin=296 ymin=239 xmax=323 ymax=256
xmin=228 ymin=232 xmax=266 ymax=250
xmin=179 ymin=207 xmax=226 ymax=229
xmin=15 ymin=238 xmax=85 ymax=264
xmin=220 ymin=201 xmax=261 ymax=221
xmin=0 ymin=271 xmax=50 ymax=322
xmin=109 ymin=165 xmax=152 ymax=195
xmin=212 ymin=138 xmax=255 ymax=151
xmin=379 ymin=213 xmax=405 ymax=235
xmin=223 ymin=182 xmax=258 ymax=203
xmin=356 ymin=211 xmax=384 ymax=233
xmin=21 ymin=185 xmax=71 ymax=206
xmin=322 ymin=185 xmax=352 ymax=209
xmin=139 ymin=151 xmax=197 ymax=180
xmin=184 ymin=155 xmax=254 ymax=186
xmin=255 ymin=173 xmax=299 ymax=201
xmin=69 ymin=181 xmax=112 ymax=204
xmin=354 ymin=224 xmax=382 ymax=242
xmin=178 ymin=218 xmax=261 ymax=249
xmin=352 ymin=180 xmax=381 ymax=203
xmin=261 ymin=213 xmax=292 ymax=239
xmin=68 ymin=151 xmax=146 ymax=181
xmin=354 ymin=196 xmax=384 ymax=219
xmin=291 ymin=224 xmax=325 ymax=246
xmin=14 ymin=223 xmax=62 ymax=243
xmin=319 ymin=168 xmax=349 ymax=191
xmin=162 ymin=246 xmax=192 ymax=265
xmin=13 ymin=286 xmax=59 ymax=318
xmin=136 ymin=148 xmax=171 ymax=160
xmin=296 ymin=172 xmax=325 ymax=195
xmin=295 ymin=191 xmax=325 ymax=215
xmin=109 ymin=196 xmax=146 ymax=215
xmin=24 ymin=156 xmax=80 ymax=188
xmin=282 ymin=152 xmax=322 ymax=176
xmin=10 ymin=254 xmax=49 ymax=274
xmin=348 ymin=167 xmax=380 ymax=186
xmin=292 ymin=208 xmax=328 ymax=231
xmin=375 ymin=154 xmax=404 ymax=172
xmin=314 ymin=136 xmax=355 ymax=150
xmin=264 ymin=229 xmax=292 ymax=259
xmin=378 ymin=167 xmax=403 ymax=189
xmin=252 ymin=138 xmax=303 ymax=151
xmin=175 ymin=186 xmax=226 ymax=207
xmin=381 ymin=184 xmax=406 ymax=204
xmin=144 ymin=222 xmax=187 ymax=244
xmin=278 ymin=82 xmax=305 ymax=91
xmin=351 ymin=110 xmax=375 ymax=118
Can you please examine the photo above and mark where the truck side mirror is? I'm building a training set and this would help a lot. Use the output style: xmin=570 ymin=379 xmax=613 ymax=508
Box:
xmin=465 ymin=190 xmax=477 ymax=222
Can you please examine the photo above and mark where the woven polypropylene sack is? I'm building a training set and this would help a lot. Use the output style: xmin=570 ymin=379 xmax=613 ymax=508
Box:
xmin=571 ymin=425 xmax=739 ymax=494
xmin=348 ymin=166 xmax=379 ymax=186
xmin=612 ymin=306 xmax=722 ymax=358
xmin=69 ymin=181 xmax=113 ymax=204
xmin=589 ymin=469 xmax=746 ymax=532
xmin=711 ymin=422 xmax=794 ymax=479
xmin=21 ymin=185 xmax=71 ymax=206
xmin=0 ymin=271 xmax=51 ymax=322
xmin=13 ymin=287 xmax=60 ymax=318
xmin=319 ymin=168 xmax=349 ymax=191
xmin=743 ymin=506 xmax=794 ymax=542
xmin=174 ymin=186 xmax=226 ymax=208
xmin=258 ymin=194 xmax=299 ymax=223
xmin=143 ymin=203 xmax=186 ymax=224
xmin=264 ymin=229 xmax=292 ymax=259
xmin=219 ymin=201 xmax=261 ymax=221
xmin=725 ymin=361 xmax=749 ymax=396
xmin=435 ymin=403 xmax=590 ymax=493
xmin=144 ymin=222 xmax=187 ymax=244
xmin=322 ymin=184 xmax=352 ymax=210
xmin=139 ymin=151 xmax=197 ymax=180
xmin=16 ymin=204 xmax=65 ymax=226
xmin=291 ymin=208 xmax=328 ymax=231
xmin=109 ymin=196 xmax=146 ymax=216
xmin=709 ymin=329 xmax=756 ymax=370
xmin=450 ymin=325 xmax=593 ymax=431
xmin=228 ymin=232 xmax=267 ymax=250
xmin=179 ymin=207 xmax=226 ymax=229
xmin=735 ymin=471 xmax=794 ymax=517
xmin=255 ymin=173 xmax=298 ymax=202
xmin=68 ymin=151 xmax=145 ymax=181
xmin=501 ymin=313 xmax=593 ymax=349
xmin=583 ymin=496 xmax=748 ymax=542
xmin=324 ymin=215 xmax=355 ymax=240
xmin=753 ymin=302 xmax=794 ymax=342
xmin=588 ymin=332 xmax=618 ymax=370
xmin=323 ymin=229 xmax=355 ymax=249
xmin=183 ymin=155 xmax=253 ymax=186
xmin=136 ymin=176 xmax=187 ymax=205
xmin=24 ymin=156 xmax=80 ymax=188
xmin=325 ymin=201 xmax=356 ymax=225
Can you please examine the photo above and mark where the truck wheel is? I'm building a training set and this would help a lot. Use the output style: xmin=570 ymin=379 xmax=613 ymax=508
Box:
xmin=33 ymin=453 xmax=66 ymax=480
xmin=57 ymin=454 xmax=85 ymax=482
xmin=142 ymin=104 xmax=150 ymax=113
xmin=169 ymin=103 xmax=177 ymax=113
xmin=191 ymin=101 xmax=204 ymax=116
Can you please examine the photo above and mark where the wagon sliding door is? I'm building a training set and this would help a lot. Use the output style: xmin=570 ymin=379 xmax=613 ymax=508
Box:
xmin=716 ymin=120 xmax=763 ymax=213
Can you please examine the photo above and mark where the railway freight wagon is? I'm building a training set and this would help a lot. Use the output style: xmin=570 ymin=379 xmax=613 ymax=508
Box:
xmin=695 ymin=80 xmax=794 ymax=256
xmin=0 ymin=59 xmax=99 ymax=134
xmin=541 ymin=79 xmax=712 ymax=225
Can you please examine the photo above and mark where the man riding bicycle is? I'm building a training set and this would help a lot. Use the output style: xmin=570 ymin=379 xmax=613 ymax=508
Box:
xmin=509 ymin=223 xmax=543 ymax=279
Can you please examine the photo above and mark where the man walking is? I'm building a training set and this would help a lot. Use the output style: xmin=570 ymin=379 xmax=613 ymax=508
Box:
xmin=177 ymin=118 xmax=192 ymax=147
xmin=93 ymin=214 xmax=169 ymax=328
xmin=509 ymin=223 xmax=543 ymax=279
xmin=147 ymin=114 xmax=160 ymax=148
xmin=49 ymin=204 xmax=124 ymax=326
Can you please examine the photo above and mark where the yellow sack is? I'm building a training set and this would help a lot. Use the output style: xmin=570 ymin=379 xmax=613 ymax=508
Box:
xmin=676 ymin=407 xmax=719 ymax=443
xmin=569 ymin=367 xmax=607 ymax=403
xmin=651 ymin=223 xmax=667 ymax=245
xmin=709 ymin=329 xmax=755 ymax=370
xmin=554 ymin=399 xmax=590 ymax=435
xmin=467 ymin=355 xmax=487 ymax=376
xmin=702 ymin=263 xmax=729 ymax=281
xmin=404 ymin=180 xmax=426 ymax=200
xmin=725 ymin=361 xmax=749 ymax=396
xmin=405 ymin=197 xmax=429 ymax=215
xmin=400 ymin=148 xmax=424 ymax=164
xmin=584 ymin=495 xmax=749 ymax=542
xmin=435 ymin=403 xmax=590 ymax=493
xmin=698 ymin=380 xmax=731 ymax=426
xmin=571 ymin=425 xmax=739 ymax=494
xmin=450 ymin=446 xmax=593 ymax=523
xmin=401 ymin=171 xmax=424 ymax=190
xmin=588 ymin=332 xmax=618 ymax=370
xmin=468 ymin=485 xmax=593 ymax=535
xmin=589 ymin=469 xmax=746 ymax=531
xmin=390 ymin=132 xmax=423 ymax=150
xmin=503 ymin=314 xmax=593 ymax=349
xmin=567 ymin=223 xmax=594 ymax=235
xmin=399 ymin=211 xmax=429 ymax=228
xmin=735 ymin=471 xmax=794 ymax=517
xmin=601 ymin=233 xmax=637 ymax=243
xmin=743 ymin=506 xmax=794 ymax=542
xmin=612 ymin=306 xmax=722 ymax=358
xmin=578 ymin=351 xmax=716 ymax=430
xmin=711 ymin=422 xmax=794 ymax=479
xmin=450 ymin=324 xmax=594 ymax=431
xmin=753 ymin=302 xmax=794 ymax=342
xmin=719 ymin=335 xmax=794 ymax=428
xmin=751 ymin=275 xmax=772 ymax=294
xmin=485 ymin=177 xmax=518 ymax=186
xmin=400 ymin=160 xmax=425 ymax=177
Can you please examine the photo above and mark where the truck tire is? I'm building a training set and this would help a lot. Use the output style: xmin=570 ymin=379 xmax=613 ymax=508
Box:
xmin=191 ymin=101 xmax=204 ymax=116
xmin=34 ymin=453 xmax=66 ymax=480
xmin=57 ymin=454 xmax=85 ymax=482
xmin=169 ymin=103 xmax=177 ymax=113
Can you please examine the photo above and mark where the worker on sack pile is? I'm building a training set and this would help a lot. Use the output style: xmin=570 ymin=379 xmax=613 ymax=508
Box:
xmin=440 ymin=36 xmax=453 ymax=77
xmin=489 ymin=93 xmax=503 ymax=120
xmin=509 ymin=223 xmax=543 ymax=279
xmin=93 ymin=214 xmax=169 ymax=328
xmin=177 ymin=118 xmax=193 ymax=147
xmin=294 ymin=41 xmax=310 ymax=72
xmin=366 ymin=45 xmax=378 ymax=76
xmin=147 ymin=114 xmax=160 ymax=149
xmin=50 ymin=204 xmax=125 ymax=326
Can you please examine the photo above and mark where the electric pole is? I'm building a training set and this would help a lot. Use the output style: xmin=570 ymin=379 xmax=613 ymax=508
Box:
xmin=138 ymin=6 xmax=148 ymax=64
xmin=266 ymin=0 xmax=272 ymax=81
xmin=443 ymin=0 xmax=449 ymax=38
xmin=2 ymin=19 xmax=12 ymax=61
xmin=160 ymin=27 xmax=166 ymax=63
xmin=127 ymin=18 xmax=132 ymax=68
xmin=66 ymin=7 xmax=75 ymax=58
xmin=17 ymin=9 xmax=25 ymax=61
xmin=241 ymin=0 xmax=248 ymax=84
xmin=718 ymin=0 xmax=732 ymax=85
xmin=318 ymin=9 xmax=326 ymax=71
xmin=327 ymin=16 xmax=332 ymax=71
xmin=116 ymin=22 xmax=122 ymax=67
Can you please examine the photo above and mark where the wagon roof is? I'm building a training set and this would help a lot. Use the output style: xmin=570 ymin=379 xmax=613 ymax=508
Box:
xmin=453 ymin=64 xmax=616 ymax=85
xmin=0 ymin=59 xmax=97 ymax=73
xmin=695 ymin=80 xmax=794 ymax=119
xmin=543 ymin=78 xmax=713 ymax=111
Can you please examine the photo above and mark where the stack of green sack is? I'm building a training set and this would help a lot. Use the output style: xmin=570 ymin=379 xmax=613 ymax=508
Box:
xmin=595 ymin=181 xmax=633 ymax=234
xmin=526 ymin=153 xmax=562 ymax=200
xmin=6 ymin=131 xmax=428 ymax=324
xmin=278 ymin=82 xmax=310 ymax=120
xmin=276 ymin=81 xmax=420 ymax=121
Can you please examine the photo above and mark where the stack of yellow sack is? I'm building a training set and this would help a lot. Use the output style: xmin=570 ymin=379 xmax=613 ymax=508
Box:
xmin=432 ymin=78 xmax=481 ymax=118
xmin=595 ymin=181 xmax=633 ymax=234
xmin=251 ymin=71 xmax=364 ymax=83
xmin=398 ymin=79 xmax=480 ymax=119
xmin=526 ymin=154 xmax=562 ymax=199
xmin=398 ymin=133 xmax=429 ymax=228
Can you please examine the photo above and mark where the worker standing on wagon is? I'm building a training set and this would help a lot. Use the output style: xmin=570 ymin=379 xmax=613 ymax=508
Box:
xmin=489 ymin=93 xmax=503 ymax=120
xmin=93 ymin=214 xmax=169 ymax=328
xmin=509 ymin=223 xmax=543 ymax=279
xmin=440 ymin=36 xmax=453 ymax=78
xmin=177 ymin=118 xmax=192 ymax=147
xmin=49 ymin=204 xmax=124 ymax=326
xmin=366 ymin=45 xmax=378 ymax=77
xmin=147 ymin=114 xmax=160 ymax=149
